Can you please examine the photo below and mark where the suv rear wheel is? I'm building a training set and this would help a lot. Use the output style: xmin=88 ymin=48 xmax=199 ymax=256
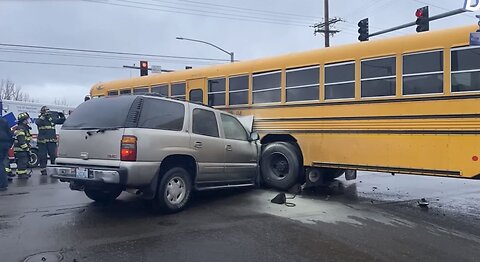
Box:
xmin=154 ymin=167 xmax=192 ymax=213
xmin=84 ymin=187 xmax=122 ymax=202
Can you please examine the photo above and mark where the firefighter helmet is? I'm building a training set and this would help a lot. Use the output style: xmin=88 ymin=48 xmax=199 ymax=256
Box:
xmin=17 ymin=112 xmax=30 ymax=122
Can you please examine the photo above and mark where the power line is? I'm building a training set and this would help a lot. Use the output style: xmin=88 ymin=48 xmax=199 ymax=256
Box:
xmin=0 ymin=48 xmax=217 ymax=66
xmin=0 ymin=42 xmax=229 ymax=62
xmin=0 ymin=59 xmax=125 ymax=69
xmin=81 ymin=0 xmax=312 ymax=27
xmin=175 ymin=0 xmax=319 ymax=20
xmin=117 ymin=0 xmax=314 ymax=24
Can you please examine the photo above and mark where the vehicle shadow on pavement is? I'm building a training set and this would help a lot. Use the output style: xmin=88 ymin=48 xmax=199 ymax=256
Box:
xmin=76 ymin=187 xmax=255 ymax=220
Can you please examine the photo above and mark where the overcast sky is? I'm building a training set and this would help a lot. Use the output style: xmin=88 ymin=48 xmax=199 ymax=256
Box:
xmin=0 ymin=0 xmax=477 ymax=106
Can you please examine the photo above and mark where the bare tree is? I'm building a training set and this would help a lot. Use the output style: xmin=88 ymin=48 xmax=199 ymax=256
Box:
xmin=0 ymin=79 xmax=36 ymax=102
xmin=53 ymin=97 xmax=68 ymax=106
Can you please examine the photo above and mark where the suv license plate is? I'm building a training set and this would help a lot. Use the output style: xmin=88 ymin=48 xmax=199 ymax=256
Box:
xmin=77 ymin=167 xmax=88 ymax=178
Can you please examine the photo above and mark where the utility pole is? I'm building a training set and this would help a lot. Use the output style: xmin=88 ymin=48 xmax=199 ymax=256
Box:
xmin=324 ymin=0 xmax=330 ymax=47
xmin=312 ymin=0 xmax=342 ymax=47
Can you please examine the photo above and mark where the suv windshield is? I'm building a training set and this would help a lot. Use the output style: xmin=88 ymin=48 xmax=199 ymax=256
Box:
xmin=62 ymin=96 xmax=136 ymax=130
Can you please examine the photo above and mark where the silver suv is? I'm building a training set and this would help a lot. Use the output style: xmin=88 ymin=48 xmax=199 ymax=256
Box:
xmin=48 ymin=95 xmax=259 ymax=213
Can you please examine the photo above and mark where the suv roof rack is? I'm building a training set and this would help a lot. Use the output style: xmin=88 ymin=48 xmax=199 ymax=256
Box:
xmin=142 ymin=92 xmax=214 ymax=109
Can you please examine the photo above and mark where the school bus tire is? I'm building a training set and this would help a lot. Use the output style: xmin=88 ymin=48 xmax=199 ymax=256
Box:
xmin=260 ymin=142 xmax=302 ymax=191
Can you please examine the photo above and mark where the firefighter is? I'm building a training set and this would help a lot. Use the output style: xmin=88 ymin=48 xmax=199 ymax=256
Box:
xmin=14 ymin=112 xmax=32 ymax=179
xmin=0 ymin=116 xmax=13 ymax=190
xmin=4 ymin=155 xmax=13 ymax=181
xmin=36 ymin=106 xmax=57 ymax=176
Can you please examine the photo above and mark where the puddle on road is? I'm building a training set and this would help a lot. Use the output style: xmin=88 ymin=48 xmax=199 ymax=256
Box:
xmin=249 ymin=184 xmax=415 ymax=228
xmin=23 ymin=251 xmax=63 ymax=262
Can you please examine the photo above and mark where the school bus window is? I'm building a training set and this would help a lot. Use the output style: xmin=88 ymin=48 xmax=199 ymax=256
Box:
xmin=403 ymin=50 xmax=444 ymax=95
xmin=286 ymin=66 xmax=320 ymax=102
xmin=228 ymin=75 xmax=249 ymax=106
xmin=208 ymin=78 xmax=226 ymax=106
xmin=151 ymin=84 xmax=168 ymax=96
xmin=133 ymin=87 xmax=149 ymax=95
xmin=190 ymin=89 xmax=203 ymax=103
xmin=451 ymin=47 xmax=480 ymax=93
xmin=361 ymin=57 xmax=396 ymax=98
xmin=252 ymin=70 xmax=281 ymax=104
xmin=171 ymin=82 xmax=186 ymax=99
xmin=119 ymin=89 xmax=131 ymax=95
xmin=107 ymin=90 xmax=118 ymax=96
xmin=325 ymin=62 xmax=355 ymax=100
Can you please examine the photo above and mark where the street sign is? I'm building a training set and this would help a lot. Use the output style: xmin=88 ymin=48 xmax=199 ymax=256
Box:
xmin=151 ymin=65 xmax=162 ymax=73
xmin=470 ymin=32 xmax=480 ymax=46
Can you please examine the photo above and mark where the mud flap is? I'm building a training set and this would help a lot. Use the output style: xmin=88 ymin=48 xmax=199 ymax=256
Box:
xmin=345 ymin=170 xmax=357 ymax=181
xmin=141 ymin=173 xmax=160 ymax=200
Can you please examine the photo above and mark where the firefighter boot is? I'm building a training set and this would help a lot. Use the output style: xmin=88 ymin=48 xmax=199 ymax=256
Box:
xmin=16 ymin=170 xmax=29 ymax=179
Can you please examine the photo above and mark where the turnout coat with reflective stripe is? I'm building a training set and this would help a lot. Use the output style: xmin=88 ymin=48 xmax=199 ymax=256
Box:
xmin=35 ymin=113 xmax=57 ymax=143
xmin=14 ymin=124 xmax=31 ymax=152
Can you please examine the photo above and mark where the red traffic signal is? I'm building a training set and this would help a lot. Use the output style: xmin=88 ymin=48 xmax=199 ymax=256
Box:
xmin=415 ymin=8 xmax=424 ymax=18
xmin=415 ymin=6 xmax=429 ymax=33
xmin=140 ymin=60 xmax=148 ymax=76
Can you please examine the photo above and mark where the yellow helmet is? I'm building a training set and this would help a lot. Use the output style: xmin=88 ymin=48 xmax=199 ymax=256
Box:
xmin=17 ymin=112 xmax=30 ymax=122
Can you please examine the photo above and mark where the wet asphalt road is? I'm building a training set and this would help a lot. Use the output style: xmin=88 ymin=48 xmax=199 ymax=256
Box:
xmin=1 ymin=169 xmax=480 ymax=262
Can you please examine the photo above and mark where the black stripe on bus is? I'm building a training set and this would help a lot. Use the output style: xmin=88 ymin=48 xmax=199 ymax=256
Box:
xmin=312 ymin=162 xmax=461 ymax=176
xmin=255 ymin=113 xmax=480 ymax=123
xmin=256 ymin=129 xmax=480 ymax=135
xmin=223 ymin=94 xmax=480 ymax=110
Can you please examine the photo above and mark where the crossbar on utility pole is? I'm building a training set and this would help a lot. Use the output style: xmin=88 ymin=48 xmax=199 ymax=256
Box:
xmin=312 ymin=0 xmax=342 ymax=47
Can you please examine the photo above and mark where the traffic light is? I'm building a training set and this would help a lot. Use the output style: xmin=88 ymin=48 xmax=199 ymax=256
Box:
xmin=140 ymin=61 xmax=148 ymax=76
xmin=415 ymin=6 xmax=429 ymax=33
xmin=358 ymin=18 xmax=369 ymax=42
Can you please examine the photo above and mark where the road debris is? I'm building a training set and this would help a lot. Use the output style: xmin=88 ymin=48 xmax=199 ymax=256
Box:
xmin=417 ymin=198 xmax=429 ymax=208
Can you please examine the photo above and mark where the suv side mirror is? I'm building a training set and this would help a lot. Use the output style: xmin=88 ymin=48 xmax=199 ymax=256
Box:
xmin=249 ymin=131 xmax=259 ymax=141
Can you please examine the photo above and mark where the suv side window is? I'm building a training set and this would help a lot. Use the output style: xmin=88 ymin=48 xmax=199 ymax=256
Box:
xmin=138 ymin=98 xmax=185 ymax=131
xmin=221 ymin=114 xmax=248 ymax=141
xmin=192 ymin=108 xmax=219 ymax=137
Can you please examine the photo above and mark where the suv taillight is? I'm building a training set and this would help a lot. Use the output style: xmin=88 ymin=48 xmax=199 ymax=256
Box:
xmin=121 ymin=135 xmax=137 ymax=161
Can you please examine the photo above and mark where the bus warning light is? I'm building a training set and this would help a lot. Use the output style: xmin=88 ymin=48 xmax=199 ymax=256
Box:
xmin=472 ymin=156 xmax=478 ymax=161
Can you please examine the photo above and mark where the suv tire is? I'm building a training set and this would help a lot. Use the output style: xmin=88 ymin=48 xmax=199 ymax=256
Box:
xmin=84 ymin=187 xmax=122 ymax=202
xmin=154 ymin=167 xmax=192 ymax=213
xmin=260 ymin=142 xmax=302 ymax=191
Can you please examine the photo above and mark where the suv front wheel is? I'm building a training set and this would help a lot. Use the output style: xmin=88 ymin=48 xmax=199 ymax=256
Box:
xmin=154 ymin=167 xmax=192 ymax=213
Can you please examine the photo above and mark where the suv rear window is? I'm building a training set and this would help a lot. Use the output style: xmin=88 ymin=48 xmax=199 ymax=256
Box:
xmin=62 ymin=96 xmax=136 ymax=129
xmin=138 ymin=98 xmax=185 ymax=131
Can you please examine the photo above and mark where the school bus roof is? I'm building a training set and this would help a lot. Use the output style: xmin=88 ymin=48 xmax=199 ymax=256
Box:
xmin=91 ymin=24 xmax=477 ymax=94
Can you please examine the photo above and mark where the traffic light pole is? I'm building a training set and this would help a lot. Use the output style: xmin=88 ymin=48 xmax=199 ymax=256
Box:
xmin=368 ymin=8 xmax=466 ymax=38
xmin=122 ymin=65 xmax=173 ymax=73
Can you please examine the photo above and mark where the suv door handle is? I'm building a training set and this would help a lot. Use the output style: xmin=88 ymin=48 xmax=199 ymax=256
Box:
xmin=226 ymin=145 xmax=232 ymax=151
xmin=194 ymin=141 xmax=203 ymax=148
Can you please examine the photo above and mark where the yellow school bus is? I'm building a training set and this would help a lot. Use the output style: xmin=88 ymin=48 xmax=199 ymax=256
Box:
xmin=90 ymin=24 xmax=480 ymax=190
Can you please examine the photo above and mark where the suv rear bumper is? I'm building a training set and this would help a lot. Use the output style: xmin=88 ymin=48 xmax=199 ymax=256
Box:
xmin=48 ymin=165 xmax=128 ymax=185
